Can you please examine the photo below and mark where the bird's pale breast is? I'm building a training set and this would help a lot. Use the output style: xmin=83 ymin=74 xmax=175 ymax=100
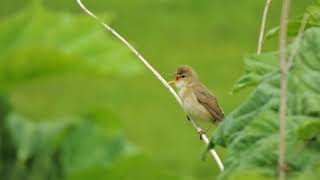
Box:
xmin=178 ymin=87 xmax=213 ymax=123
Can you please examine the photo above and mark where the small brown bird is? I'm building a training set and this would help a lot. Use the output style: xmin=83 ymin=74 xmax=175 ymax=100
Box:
xmin=169 ymin=65 xmax=224 ymax=136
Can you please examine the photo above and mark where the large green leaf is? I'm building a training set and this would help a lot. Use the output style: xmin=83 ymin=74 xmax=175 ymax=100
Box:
xmin=211 ymin=28 xmax=320 ymax=179
xmin=2 ymin=110 xmax=181 ymax=180
xmin=0 ymin=2 xmax=142 ymax=90
xmin=0 ymin=2 xmax=144 ymax=119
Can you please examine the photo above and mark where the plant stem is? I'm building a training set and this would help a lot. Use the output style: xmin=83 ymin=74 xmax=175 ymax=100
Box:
xmin=287 ymin=13 xmax=309 ymax=69
xmin=257 ymin=0 xmax=272 ymax=54
xmin=76 ymin=0 xmax=224 ymax=172
xmin=278 ymin=0 xmax=290 ymax=179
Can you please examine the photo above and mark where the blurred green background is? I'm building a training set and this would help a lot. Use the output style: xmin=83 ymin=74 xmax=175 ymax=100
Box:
xmin=0 ymin=0 xmax=313 ymax=179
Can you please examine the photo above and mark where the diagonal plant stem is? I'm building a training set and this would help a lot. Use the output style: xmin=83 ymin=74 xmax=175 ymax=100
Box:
xmin=278 ymin=0 xmax=290 ymax=179
xmin=287 ymin=13 xmax=309 ymax=69
xmin=76 ymin=0 xmax=224 ymax=172
xmin=257 ymin=0 xmax=272 ymax=54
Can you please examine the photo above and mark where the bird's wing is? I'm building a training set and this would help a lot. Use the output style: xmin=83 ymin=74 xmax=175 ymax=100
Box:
xmin=193 ymin=84 xmax=224 ymax=121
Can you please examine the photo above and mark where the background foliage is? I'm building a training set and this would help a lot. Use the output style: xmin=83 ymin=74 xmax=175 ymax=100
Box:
xmin=211 ymin=1 xmax=320 ymax=179
xmin=0 ymin=0 xmax=315 ymax=179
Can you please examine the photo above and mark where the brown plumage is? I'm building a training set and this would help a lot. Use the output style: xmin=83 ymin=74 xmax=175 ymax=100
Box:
xmin=169 ymin=65 xmax=224 ymax=128
xmin=193 ymin=83 xmax=224 ymax=121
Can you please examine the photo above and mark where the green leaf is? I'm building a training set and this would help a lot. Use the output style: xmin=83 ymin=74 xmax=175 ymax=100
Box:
xmin=211 ymin=27 xmax=320 ymax=179
xmin=232 ymin=52 xmax=279 ymax=93
xmin=60 ymin=120 xmax=132 ymax=178
xmin=266 ymin=0 xmax=320 ymax=39
xmin=0 ymin=3 xmax=142 ymax=89
xmin=6 ymin=113 xmax=74 ymax=163
xmin=0 ymin=3 xmax=144 ymax=119
xmin=2 ymin=111 xmax=182 ymax=180
xmin=307 ymin=0 xmax=320 ymax=24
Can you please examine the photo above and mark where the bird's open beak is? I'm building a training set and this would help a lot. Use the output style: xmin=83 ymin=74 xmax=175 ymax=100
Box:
xmin=168 ymin=80 xmax=176 ymax=85
xmin=168 ymin=75 xmax=182 ymax=85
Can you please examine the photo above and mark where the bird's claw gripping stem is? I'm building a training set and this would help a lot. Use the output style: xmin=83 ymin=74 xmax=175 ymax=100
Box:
xmin=198 ymin=130 xmax=205 ymax=140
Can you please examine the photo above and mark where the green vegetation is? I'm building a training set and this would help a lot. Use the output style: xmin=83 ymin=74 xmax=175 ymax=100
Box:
xmin=0 ymin=0 xmax=316 ymax=179
xmin=211 ymin=2 xmax=320 ymax=179
xmin=0 ymin=2 xmax=176 ymax=179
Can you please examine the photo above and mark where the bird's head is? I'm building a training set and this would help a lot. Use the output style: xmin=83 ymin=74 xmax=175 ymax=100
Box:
xmin=169 ymin=65 xmax=198 ymax=89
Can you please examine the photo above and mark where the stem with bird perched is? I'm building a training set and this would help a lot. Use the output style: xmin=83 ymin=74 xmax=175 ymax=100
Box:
xmin=76 ymin=0 xmax=224 ymax=172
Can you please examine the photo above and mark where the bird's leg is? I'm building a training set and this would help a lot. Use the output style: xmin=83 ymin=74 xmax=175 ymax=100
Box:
xmin=198 ymin=124 xmax=214 ymax=140
xmin=198 ymin=130 xmax=205 ymax=140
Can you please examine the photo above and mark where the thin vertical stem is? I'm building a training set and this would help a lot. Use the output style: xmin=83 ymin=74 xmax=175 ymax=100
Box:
xmin=257 ymin=0 xmax=272 ymax=54
xmin=278 ymin=0 xmax=290 ymax=179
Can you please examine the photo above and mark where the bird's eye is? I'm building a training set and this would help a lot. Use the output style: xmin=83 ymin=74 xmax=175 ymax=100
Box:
xmin=181 ymin=75 xmax=186 ymax=78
